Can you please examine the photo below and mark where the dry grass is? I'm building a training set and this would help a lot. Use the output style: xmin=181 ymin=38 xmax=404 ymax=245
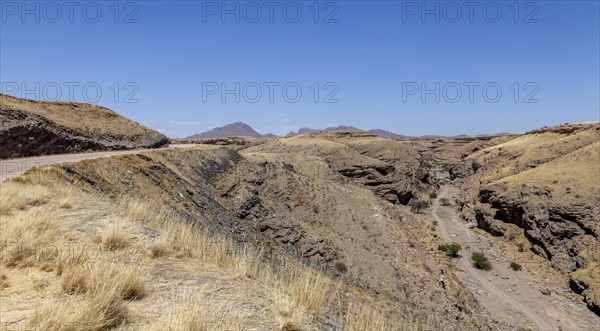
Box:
xmin=29 ymin=287 xmax=129 ymax=331
xmin=147 ymin=241 xmax=171 ymax=258
xmin=1 ymin=166 xmax=392 ymax=330
xmin=0 ymin=273 xmax=8 ymax=290
xmin=59 ymin=198 xmax=73 ymax=209
xmin=101 ymin=220 xmax=130 ymax=251
xmin=1 ymin=208 xmax=62 ymax=267
xmin=343 ymin=301 xmax=391 ymax=330
xmin=0 ymin=181 xmax=52 ymax=213
xmin=151 ymin=209 xmax=333 ymax=314
xmin=61 ymin=262 xmax=146 ymax=300
xmin=121 ymin=198 xmax=152 ymax=224
xmin=160 ymin=290 xmax=213 ymax=331
xmin=275 ymin=293 xmax=307 ymax=330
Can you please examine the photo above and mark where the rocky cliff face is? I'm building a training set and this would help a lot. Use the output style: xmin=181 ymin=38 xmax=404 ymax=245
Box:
xmin=477 ymin=186 xmax=597 ymax=270
xmin=451 ymin=122 xmax=600 ymax=315
xmin=0 ymin=95 xmax=168 ymax=158
xmin=246 ymin=131 xmax=434 ymax=205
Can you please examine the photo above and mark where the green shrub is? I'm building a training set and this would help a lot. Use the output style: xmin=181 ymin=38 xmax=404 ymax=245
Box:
xmin=409 ymin=200 xmax=429 ymax=214
xmin=471 ymin=252 xmax=492 ymax=270
xmin=440 ymin=198 xmax=451 ymax=206
xmin=517 ymin=243 xmax=525 ymax=252
xmin=510 ymin=262 xmax=522 ymax=271
xmin=429 ymin=192 xmax=438 ymax=199
xmin=438 ymin=242 xmax=462 ymax=257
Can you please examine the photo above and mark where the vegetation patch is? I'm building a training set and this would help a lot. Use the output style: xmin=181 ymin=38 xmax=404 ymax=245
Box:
xmin=472 ymin=252 xmax=492 ymax=270
xmin=438 ymin=242 xmax=462 ymax=257
xmin=510 ymin=262 xmax=522 ymax=271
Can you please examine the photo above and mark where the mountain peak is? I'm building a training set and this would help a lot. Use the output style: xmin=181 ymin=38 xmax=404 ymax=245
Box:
xmin=186 ymin=122 xmax=271 ymax=139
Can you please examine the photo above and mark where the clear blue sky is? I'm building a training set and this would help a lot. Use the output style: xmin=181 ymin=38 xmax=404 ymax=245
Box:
xmin=1 ymin=0 xmax=599 ymax=137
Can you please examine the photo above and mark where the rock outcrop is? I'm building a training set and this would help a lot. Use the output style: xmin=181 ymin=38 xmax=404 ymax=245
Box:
xmin=452 ymin=122 xmax=600 ymax=315
xmin=0 ymin=94 xmax=168 ymax=159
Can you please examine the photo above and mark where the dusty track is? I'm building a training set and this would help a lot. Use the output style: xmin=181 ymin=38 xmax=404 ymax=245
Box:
xmin=432 ymin=186 xmax=600 ymax=330
xmin=0 ymin=144 xmax=197 ymax=181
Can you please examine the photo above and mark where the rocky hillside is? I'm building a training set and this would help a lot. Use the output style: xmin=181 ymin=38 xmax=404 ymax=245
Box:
xmin=450 ymin=122 xmax=600 ymax=315
xmin=3 ymin=123 xmax=597 ymax=329
xmin=19 ymin=139 xmax=494 ymax=329
xmin=0 ymin=95 xmax=168 ymax=159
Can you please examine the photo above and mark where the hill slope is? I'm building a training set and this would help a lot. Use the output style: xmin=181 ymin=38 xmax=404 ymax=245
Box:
xmin=187 ymin=122 xmax=266 ymax=139
xmin=451 ymin=122 xmax=600 ymax=314
xmin=0 ymin=95 xmax=168 ymax=159
xmin=2 ymin=123 xmax=598 ymax=329
xmin=1 ymin=144 xmax=494 ymax=330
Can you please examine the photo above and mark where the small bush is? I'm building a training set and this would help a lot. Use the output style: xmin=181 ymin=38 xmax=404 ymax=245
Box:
xmin=472 ymin=252 xmax=492 ymax=270
xmin=517 ymin=243 xmax=525 ymax=252
xmin=101 ymin=223 xmax=130 ymax=251
xmin=510 ymin=262 xmax=522 ymax=271
xmin=409 ymin=200 xmax=429 ymax=214
xmin=59 ymin=199 xmax=73 ymax=209
xmin=438 ymin=243 xmax=461 ymax=257
xmin=0 ymin=274 xmax=8 ymax=289
xmin=440 ymin=198 xmax=452 ymax=206
xmin=62 ymin=268 xmax=87 ymax=294
xmin=149 ymin=242 xmax=170 ymax=258
xmin=429 ymin=192 xmax=438 ymax=199
xmin=334 ymin=262 xmax=348 ymax=274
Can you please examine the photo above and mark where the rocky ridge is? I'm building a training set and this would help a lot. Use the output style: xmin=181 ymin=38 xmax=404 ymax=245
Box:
xmin=0 ymin=94 xmax=168 ymax=159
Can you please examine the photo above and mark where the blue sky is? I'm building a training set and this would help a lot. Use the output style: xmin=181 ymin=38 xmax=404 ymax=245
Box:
xmin=1 ymin=0 xmax=599 ymax=137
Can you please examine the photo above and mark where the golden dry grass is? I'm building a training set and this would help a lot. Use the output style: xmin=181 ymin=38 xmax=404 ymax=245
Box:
xmin=29 ymin=285 xmax=130 ymax=331
xmin=0 ymin=173 xmax=393 ymax=330
xmin=100 ymin=220 xmax=131 ymax=251
xmin=0 ymin=181 xmax=52 ymax=213
xmin=343 ymin=301 xmax=391 ymax=330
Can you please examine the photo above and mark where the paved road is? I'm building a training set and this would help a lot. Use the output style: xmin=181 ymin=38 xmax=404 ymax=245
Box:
xmin=432 ymin=186 xmax=555 ymax=331
xmin=0 ymin=144 xmax=197 ymax=181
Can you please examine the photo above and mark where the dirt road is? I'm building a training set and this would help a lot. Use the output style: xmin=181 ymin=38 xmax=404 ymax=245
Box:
xmin=432 ymin=186 xmax=600 ymax=330
xmin=0 ymin=144 xmax=197 ymax=181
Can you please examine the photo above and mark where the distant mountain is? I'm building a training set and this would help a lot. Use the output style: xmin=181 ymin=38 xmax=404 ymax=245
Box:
xmin=190 ymin=123 xmax=491 ymax=141
xmin=419 ymin=135 xmax=448 ymax=140
xmin=476 ymin=132 xmax=511 ymax=137
xmin=323 ymin=125 xmax=362 ymax=132
xmin=368 ymin=129 xmax=414 ymax=140
xmin=186 ymin=122 xmax=275 ymax=139
xmin=297 ymin=127 xmax=319 ymax=134
xmin=289 ymin=126 xmax=362 ymax=135
xmin=290 ymin=125 xmax=413 ymax=140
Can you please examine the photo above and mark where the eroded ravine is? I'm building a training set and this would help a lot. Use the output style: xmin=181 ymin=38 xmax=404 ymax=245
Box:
xmin=432 ymin=186 xmax=600 ymax=330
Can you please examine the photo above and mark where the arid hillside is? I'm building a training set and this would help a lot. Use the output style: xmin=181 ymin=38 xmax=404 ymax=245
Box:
xmin=1 ymin=140 xmax=496 ymax=330
xmin=0 ymin=95 xmax=168 ymax=159
xmin=451 ymin=122 xmax=600 ymax=315
xmin=1 ymin=122 xmax=598 ymax=330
